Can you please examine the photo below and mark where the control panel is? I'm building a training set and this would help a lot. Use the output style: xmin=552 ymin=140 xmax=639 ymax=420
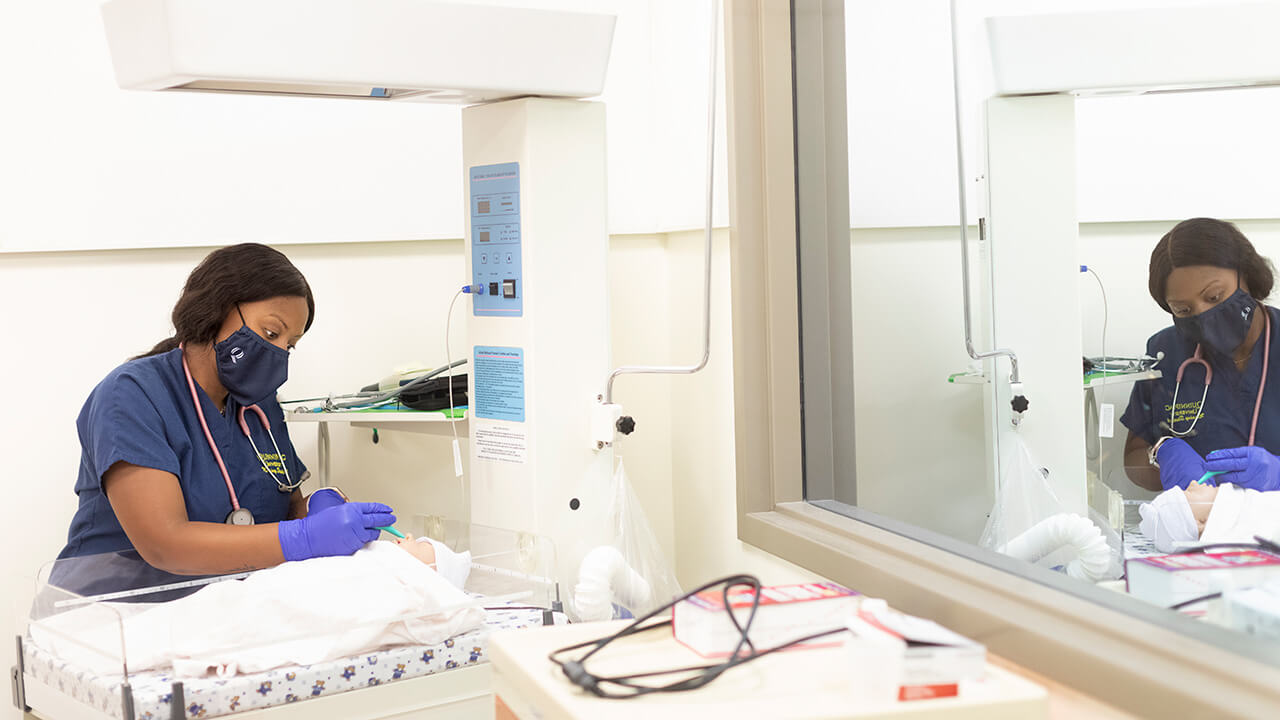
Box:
xmin=470 ymin=162 xmax=524 ymax=317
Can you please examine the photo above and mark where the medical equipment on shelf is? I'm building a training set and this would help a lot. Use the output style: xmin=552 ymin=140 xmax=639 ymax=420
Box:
xmin=180 ymin=345 xmax=296 ymax=526
xmin=312 ymin=359 xmax=469 ymax=412
xmin=397 ymin=374 xmax=467 ymax=412
xmin=1168 ymin=312 xmax=1272 ymax=442
xmin=360 ymin=360 xmax=467 ymax=393
xmin=1084 ymin=354 xmax=1161 ymax=375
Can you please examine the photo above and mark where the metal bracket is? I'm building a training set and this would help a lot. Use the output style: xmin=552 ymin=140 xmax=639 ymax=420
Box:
xmin=590 ymin=396 xmax=622 ymax=450
xmin=12 ymin=636 xmax=29 ymax=713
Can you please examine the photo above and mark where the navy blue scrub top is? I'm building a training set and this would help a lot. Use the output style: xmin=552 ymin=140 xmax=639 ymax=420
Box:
xmin=1122 ymin=304 xmax=1280 ymax=457
xmin=59 ymin=347 xmax=307 ymax=563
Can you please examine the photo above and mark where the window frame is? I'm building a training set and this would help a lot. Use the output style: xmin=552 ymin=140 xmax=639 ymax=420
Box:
xmin=725 ymin=1 xmax=1280 ymax=715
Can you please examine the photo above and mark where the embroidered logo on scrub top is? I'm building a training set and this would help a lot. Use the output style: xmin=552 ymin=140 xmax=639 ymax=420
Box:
xmin=1165 ymin=400 xmax=1205 ymax=428
xmin=257 ymin=452 xmax=289 ymax=478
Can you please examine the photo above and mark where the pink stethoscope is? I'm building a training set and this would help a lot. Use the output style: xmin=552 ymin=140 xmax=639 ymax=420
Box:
xmin=1169 ymin=311 xmax=1271 ymax=445
xmin=180 ymin=345 xmax=299 ymax=525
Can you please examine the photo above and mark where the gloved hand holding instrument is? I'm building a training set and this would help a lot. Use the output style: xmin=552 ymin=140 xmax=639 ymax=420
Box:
xmin=1205 ymin=446 xmax=1280 ymax=492
xmin=278 ymin=502 xmax=396 ymax=561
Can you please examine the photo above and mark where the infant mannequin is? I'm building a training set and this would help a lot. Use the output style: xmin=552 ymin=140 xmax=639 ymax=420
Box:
xmin=1139 ymin=482 xmax=1280 ymax=553
xmin=394 ymin=533 xmax=473 ymax=588
xmin=35 ymin=535 xmax=479 ymax=678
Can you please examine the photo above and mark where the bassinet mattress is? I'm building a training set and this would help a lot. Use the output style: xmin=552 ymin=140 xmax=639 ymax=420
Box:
xmin=1123 ymin=525 xmax=1161 ymax=561
xmin=22 ymin=606 xmax=548 ymax=720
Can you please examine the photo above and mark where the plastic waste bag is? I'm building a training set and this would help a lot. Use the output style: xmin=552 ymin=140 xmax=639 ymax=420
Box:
xmin=571 ymin=459 xmax=682 ymax=621
xmin=980 ymin=434 xmax=1118 ymax=581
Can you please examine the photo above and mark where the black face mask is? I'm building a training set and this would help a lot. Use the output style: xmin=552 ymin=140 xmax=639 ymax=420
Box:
xmin=1173 ymin=287 xmax=1256 ymax=357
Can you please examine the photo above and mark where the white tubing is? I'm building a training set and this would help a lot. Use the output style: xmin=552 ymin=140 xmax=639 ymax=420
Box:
xmin=999 ymin=513 xmax=1112 ymax=582
xmin=572 ymin=546 xmax=654 ymax=622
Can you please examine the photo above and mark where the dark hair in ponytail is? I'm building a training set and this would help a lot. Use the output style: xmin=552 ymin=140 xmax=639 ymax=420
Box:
xmin=135 ymin=243 xmax=315 ymax=359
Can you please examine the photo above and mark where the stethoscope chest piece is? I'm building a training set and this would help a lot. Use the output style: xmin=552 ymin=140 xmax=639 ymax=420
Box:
xmin=225 ymin=507 xmax=255 ymax=526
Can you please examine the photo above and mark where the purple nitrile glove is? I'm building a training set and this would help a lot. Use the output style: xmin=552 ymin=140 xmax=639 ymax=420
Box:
xmin=278 ymin=502 xmax=396 ymax=562
xmin=1156 ymin=438 xmax=1208 ymax=491
xmin=306 ymin=487 xmax=347 ymax=515
xmin=1205 ymin=446 xmax=1280 ymax=492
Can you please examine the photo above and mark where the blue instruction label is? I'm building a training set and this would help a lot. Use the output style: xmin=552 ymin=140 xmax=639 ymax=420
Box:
xmin=473 ymin=346 xmax=525 ymax=422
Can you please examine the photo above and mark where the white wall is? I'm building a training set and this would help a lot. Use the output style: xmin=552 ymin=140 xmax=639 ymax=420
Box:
xmin=846 ymin=0 xmax=1280 ymax=228
xmin=666 ymin=229 xmax=821 ymax=586
xmin=0 ymin=0 xmax=727 ymax=252
xmin=848 ymin=226 xmax=991 ymax=540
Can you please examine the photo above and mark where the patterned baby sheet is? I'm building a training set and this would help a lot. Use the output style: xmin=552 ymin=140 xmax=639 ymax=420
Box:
xmin=23 ymin=606 xmax=553 ymax=720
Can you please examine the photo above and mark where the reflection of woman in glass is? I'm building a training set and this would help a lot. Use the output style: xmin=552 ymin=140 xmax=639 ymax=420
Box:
xmin=1123 ymin=218 xmax=1280 ymax=492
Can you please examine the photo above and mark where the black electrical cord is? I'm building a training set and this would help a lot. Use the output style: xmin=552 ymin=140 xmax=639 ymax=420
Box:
xmin=547 ymin=574 xmax=846 ymax=699
xmin=1172 ymin=536 xmax=1280 ymax=555
xmin=1173 ymin=542 xmax=1262 ymax=555
xmin=1168 ymin=592 xmax=1224 ymax=611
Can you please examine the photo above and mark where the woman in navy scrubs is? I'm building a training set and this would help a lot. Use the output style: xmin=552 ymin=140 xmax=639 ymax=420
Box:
xmin=1123 ymin=218 xmax=1280 ymax=492
xmin=58 ymin=244 xmax=394 ymax=582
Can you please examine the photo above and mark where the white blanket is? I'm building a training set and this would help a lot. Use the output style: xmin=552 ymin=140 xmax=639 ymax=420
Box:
xmin=31 ymin=541 xmax=484 ymax=678
xmin=1200 ymin=483 xmax=1280 ymax=547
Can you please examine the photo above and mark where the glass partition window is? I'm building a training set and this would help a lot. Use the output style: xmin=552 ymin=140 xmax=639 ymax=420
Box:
xmin=790 ymin=0 xmax=1280 ymax=658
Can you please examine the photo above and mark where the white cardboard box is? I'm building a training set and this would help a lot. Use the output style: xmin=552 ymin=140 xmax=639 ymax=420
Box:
xmin=1125 ymin=550 xmax=1280 ymax=607
xmin=672 ymin=582 xmax=859 ymax=658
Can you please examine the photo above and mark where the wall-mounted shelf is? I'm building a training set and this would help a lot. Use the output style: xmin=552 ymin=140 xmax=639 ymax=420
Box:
xmin=1083 ymin=369 xmax=1161 ymax=390
xmin=286 ymin=409 xmax=467 ymax=436
xmin=284 ymin=408 xmax=467 ymax=487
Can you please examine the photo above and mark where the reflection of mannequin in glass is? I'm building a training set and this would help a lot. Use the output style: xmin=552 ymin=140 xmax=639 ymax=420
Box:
xmin=1139 ymin=481 xmax=1280 ymax=553
xmin=1121 ymin=218 xmax=1280 ymax=493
